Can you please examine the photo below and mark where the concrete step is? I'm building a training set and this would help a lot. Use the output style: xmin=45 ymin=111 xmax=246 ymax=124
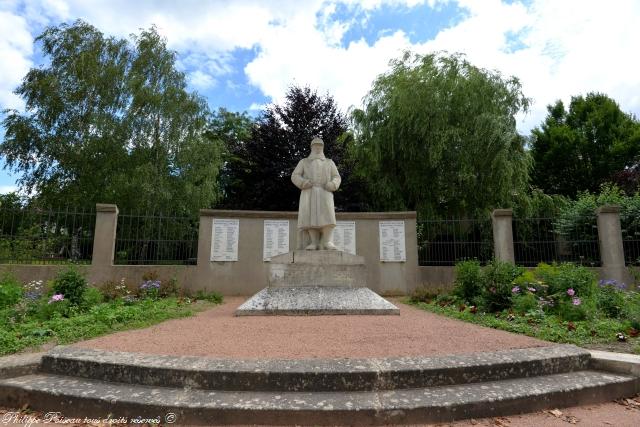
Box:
xmin=39 ymin=345 xmax=590 ymax=392
xmin=0 ymin=370 xmax=636 ymax=425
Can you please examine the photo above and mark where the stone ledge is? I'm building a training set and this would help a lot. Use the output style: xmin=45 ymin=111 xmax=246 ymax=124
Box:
xmin=589 ymin=349 xmax=640 ymax=379
xmin=199 ymin=209 xmax=417 ymax=220
xmin=0 ymin=370 xmax=636 ymax=425
xmin=0 ymin=351 xmax=44 ymax=379
xmin=39 ymin=345 xmax=589 ymax=392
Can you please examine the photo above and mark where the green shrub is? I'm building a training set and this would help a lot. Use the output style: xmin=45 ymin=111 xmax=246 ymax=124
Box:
xmin=513 ymin=292 xmax=538 ymax=314
xmin=534 ymin=262 xmax=596 ymax=300
xmin=0 ymin=273 xmax=22 ymax=309
xmin=595 ymin=280 xmax=626 ymax=318
xmin=80 ymin=286 xmax=104 ymax=311
xmin=52 ymin=267 xmax=87 ymax=306
xmin=453 ymin=260 xmax=483 ymax=304
xmin=557 ymin=299 xmax=588 ymax=321
xmin=0 ymin=329 xmax=20 ymax=355
xmin=481 ymin=259 xmax=524 ymax=312
xmin=36 ymin=297 xmax=73 ymax=320
xmin=193 ymin=290 xmax=223 ymax=304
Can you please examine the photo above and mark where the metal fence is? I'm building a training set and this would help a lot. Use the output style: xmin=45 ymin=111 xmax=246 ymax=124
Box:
xmin=114 ymin=210 xmax=199 ymax=265
xmin=513 ymin=217 xmax=601 ymax=267
xmin=0 ymin=205 xmax=95 ymax=264
xmin=622 ymin=223 xmax=640 ymax=267
xmin=417 ymin=217 xmax=493 ymax=266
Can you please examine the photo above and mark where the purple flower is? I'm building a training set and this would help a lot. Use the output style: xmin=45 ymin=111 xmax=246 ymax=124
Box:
xmin=567 ymin=288 xmax=575 ymax=296
xmin=572 ymin=297 xmax=581 ymax=306
xmin=512 ymin=286 xmax=520 ymax=294
xmin=527 ymin=287 xmax=536 ymax=293
xmin=48 ymin=293 xmax=64 ymax=304
xmin=140 ymin=280 xmax=161 ymax=290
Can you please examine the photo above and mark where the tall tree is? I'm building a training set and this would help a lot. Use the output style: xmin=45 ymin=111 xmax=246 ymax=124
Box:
xmin=530 ymin=93 xmax=640 ymax=197
xmin=220 ymin=85 xmax=369 ymax=211
xmin=351 ymin=51 xmax=531 ymax=218
xmin=0 ymin=20 xmax=223 ymax=215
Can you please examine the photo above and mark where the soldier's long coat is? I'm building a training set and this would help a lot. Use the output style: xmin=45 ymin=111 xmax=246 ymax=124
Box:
xmin=291 ymin=155 xmax=341 ymax=229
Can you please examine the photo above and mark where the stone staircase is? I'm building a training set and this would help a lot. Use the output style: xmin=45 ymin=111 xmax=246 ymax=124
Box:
xmin=0 ymin=344 xmax=638 ymax=425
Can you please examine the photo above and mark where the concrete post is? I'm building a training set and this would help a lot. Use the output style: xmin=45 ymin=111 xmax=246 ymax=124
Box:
xmin=596 ymin=205 xmax=628 ymax=284
xmin=92 ymin=204 xmax=119 ymax=267
xmin=491 ymin=209 xmax=515 ymax=263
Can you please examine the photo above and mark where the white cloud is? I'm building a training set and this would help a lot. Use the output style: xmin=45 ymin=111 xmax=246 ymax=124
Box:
xmin=1 ymin=0 xmax=639 ymax=135
xmin=0 ymin=9 xmax=33 ymax=110
xmin=0 ymin=184 xmax=17 ymax=194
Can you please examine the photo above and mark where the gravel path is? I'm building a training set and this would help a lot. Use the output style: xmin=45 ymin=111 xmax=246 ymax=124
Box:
xmin=70 ymin=297 xmax=549 ymax=359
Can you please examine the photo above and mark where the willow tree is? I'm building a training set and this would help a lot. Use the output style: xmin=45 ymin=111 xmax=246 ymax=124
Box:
xmin=1 ymin=20 xmax=223 ymax=215
xmin=350 ymin=51 xmax=531 ymax=218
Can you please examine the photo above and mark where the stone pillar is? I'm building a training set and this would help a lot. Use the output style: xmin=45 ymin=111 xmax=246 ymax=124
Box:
xmin=596 ymin=205 xmax=628 ymax=283
xmin=491 ymin=209 xmax=514 ymax=263
xmin=92 ymin=204 xmax=119 ymax=267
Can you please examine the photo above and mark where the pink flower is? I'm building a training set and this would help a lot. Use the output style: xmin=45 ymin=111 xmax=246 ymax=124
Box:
xmin=527 ymin=287 xmax=536 ymax=293
xmin=572 ymin=297 xmax=581 ymax=306
xmin=48 ymin=293 xmax=64 ymax=304
xmin=567 ymin=288 xmax=575 ymax=296
xmin=512 ymin=286 xmax=520 ymax=294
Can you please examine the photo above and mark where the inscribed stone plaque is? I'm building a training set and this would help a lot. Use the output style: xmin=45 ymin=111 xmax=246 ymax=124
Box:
xmin=379 ymin=220 xmax=406 ymax=262
xmin=263 ymin=220 xmax=290 ymax=261
xmin=333 ymin=221 xmax=356 ymax=255
xmin=210 ymin=218 xmax=239 ymax=261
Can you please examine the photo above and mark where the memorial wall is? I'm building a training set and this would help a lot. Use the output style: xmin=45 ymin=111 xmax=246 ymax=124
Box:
xmin=195 ymin=210 xmax=418 ymax=295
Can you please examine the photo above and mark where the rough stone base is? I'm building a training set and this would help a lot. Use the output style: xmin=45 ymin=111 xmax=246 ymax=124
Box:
xmin=269 ymin=250 xmax=366 ymax=288
xmin=235 ymin=286 xmax=400 ymax=316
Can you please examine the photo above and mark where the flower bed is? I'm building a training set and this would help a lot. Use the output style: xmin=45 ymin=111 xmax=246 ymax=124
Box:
xmin=410 ymin=260 xmax=640 ymax=354
xmin=0 ymin=268 xmax=222 ymax=356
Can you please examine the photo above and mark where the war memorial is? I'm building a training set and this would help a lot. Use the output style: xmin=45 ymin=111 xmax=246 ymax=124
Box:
xmin=0 ymin=136 xmax=637 ymax=425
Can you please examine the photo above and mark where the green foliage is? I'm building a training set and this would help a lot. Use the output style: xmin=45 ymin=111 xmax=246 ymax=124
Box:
xmin=513 ymin=292 xmax=538 ymax=314
xmin=480 ymin=259 xmax=524 ymax=312
xmin=409 ymin=286 xmax=443 ymax=303
xmin=98 ymin=279 xmax=132 ymax=301
xmin=0 ymin=20 xmax=223 ymax=214
xmin=0 ymin=273 xmax=22 ymax=309
xmin=351 ymin=51 xmax=531 ymax=218
xmin=52 ymin=267 xmax=87 ymax=306
xmin=452 ymin=260 xmax=483 ymax=304
xmin=531 ymin=93 xmax=640 ymax=197
xmin=193 ymin=289 xmax=223 ymax=304
xmin=596 ymin=281 xmax=626 ymax=318
xmin=534 ymin=262 xmax=596 ymax=300
xmin=80 ymin=286 xmax=104 ymax=310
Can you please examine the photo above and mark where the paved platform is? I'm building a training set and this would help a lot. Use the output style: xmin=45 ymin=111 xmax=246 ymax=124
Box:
xmin=67 ymin=297 xmax=550 ymax=359
xmin=235 ymin=286 xmax=400 ymax=315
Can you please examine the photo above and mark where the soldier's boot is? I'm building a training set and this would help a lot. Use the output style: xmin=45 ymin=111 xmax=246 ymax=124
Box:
xmin=321 ymin=226 xmax=338 ymax=250
xmin=306 ymin=229 xmax=320 ymax=250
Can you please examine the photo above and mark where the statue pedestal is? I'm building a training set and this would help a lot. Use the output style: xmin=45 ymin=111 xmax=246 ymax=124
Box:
xmin=235 ymin=250 xmax=399 ymax=316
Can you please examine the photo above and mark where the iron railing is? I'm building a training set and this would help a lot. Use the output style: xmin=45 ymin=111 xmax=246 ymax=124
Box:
xmin=513 ymin=217 xmax=601 ymax=267
xmin=417 ymin=217 xmax=493 ymax=266
xmin=0 ymin=205 xmax=95 ymax=264
xmin=114 ymin=210 xmax=198 ymax=265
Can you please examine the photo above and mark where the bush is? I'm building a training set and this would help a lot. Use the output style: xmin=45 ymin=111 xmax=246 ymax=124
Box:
xmin=80 ymin=286 xmax=104 ymax=311
xmin=596 ymin=280 xmax=626 ymax=318
xmin=36 ymin=296 xmax=73 ymax=320
xmin=160 ymin=276 xmax=181 ymax=297
xmin=193 ymin=289 xmax=223 ymax=304
xmin=99 ymin=279 xmax=132 ymax=301
xmin=534 ymin=262 xmax=596 ymax=300
xmin=513 ymin=292 xmax=538 ymax=314
xmin=481 ymin=259 xmax=524 ymax=312
xmin=0 ymin=273 xmax=22 ymax=309
xmin=52 ymin=267 xmax=87 ymax=306
xmin=139 ymin=280 xmax=161 ymax=300
xmin=453 ymin=260 xmax=483 ymax=304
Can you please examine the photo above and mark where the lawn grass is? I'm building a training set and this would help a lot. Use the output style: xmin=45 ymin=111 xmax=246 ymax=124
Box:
xmin=405 ymin=298 xmax=640 ymax=355
xmin=0 ymin=297 xmax=222 ymax=356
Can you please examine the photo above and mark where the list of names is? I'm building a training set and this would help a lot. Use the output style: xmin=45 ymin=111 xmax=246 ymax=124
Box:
xmin=379 ymin=220 xmax=406 ymax=262
xmin=210 ymin=218 xmax=239 ymax=261
xmin=263 ymin=220 xmax=290 ymax=261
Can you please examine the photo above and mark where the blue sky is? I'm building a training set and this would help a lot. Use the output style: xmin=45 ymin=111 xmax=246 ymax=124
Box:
xmin=1 ymin=0 xmax=640 ymax=195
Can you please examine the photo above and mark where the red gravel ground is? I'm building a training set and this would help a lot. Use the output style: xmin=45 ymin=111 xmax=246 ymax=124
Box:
xmin=70 ymin=297 xmax=549 ymax=359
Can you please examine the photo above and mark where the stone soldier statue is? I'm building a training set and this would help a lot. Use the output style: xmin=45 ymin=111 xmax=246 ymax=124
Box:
xmin=291 ymin=137 xmax=341 ymax=250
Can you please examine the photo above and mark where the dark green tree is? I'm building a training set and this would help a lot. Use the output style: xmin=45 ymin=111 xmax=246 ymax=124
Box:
xmin=351 ymin=51 xmax=531 ymax=218
xmin=530 ymin=93 xmax=640 ymax=197
xmin=220 ymin=85 xmax=370 ymax=211
xmin=0 ymin=20 xmax=223 ymax=215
